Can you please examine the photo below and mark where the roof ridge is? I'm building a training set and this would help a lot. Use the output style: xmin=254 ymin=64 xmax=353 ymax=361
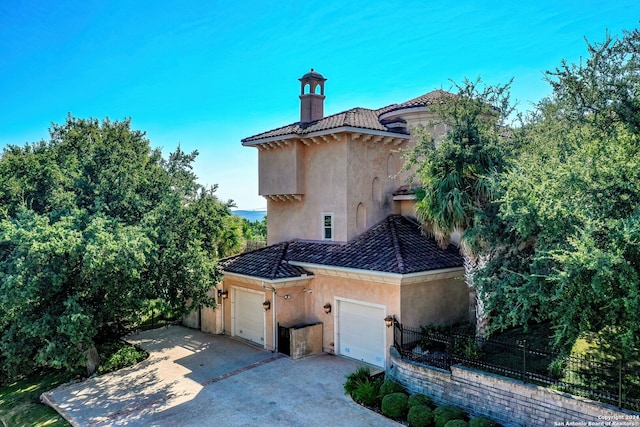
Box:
xmin=387 ymin=215 xmax=406 ymax=273
xmin=269 ymin=242 xmax=289 ymax=279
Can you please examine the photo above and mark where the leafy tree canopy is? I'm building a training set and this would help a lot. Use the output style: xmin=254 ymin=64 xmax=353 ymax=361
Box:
xmin=474 ymin=29 xmax=640 ymax=359
xmin=0 ymin=116 xmax=244 ymax=380
xmin=405 ymin=28 xmax=640 ymax=361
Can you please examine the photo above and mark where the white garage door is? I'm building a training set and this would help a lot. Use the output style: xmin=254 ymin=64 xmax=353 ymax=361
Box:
xmin=234 ymin=288 xmax=265 ymax=346
xmin=338 ymin=300 xmax=385 ymax=367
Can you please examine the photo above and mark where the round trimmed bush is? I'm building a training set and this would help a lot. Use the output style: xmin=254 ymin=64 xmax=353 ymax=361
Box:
xmin=408 ymin=404 xmax=433 ymax=427
xmin=381 ymin=392 xmax=409 ymax=418
xmin=444 ymin=420 xmax=469 ymax=427
xmin=469 ymin=417 xmax=499 ymax=427
xmin=379 ymin=379 xmax=406 ymax=397
xmin=434 ymin=405 xmax=467 ymax=427
xmin=408 ymin=393 xmax=433 ymax=408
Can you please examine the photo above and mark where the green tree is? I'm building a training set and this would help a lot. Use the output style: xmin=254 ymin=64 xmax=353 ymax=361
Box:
xmin=0 ymin=116 xmax=242 ymax=380
xmin=475 ymin=29 xmax=640 ymax=360
xmin=242 ymin=217 xmax=267 ymax=242
xmin=404 ymin=78 xmax=515 ymax=335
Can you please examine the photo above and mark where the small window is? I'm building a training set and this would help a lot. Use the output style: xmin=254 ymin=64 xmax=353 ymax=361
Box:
xmin=322 ymin=213 xmax=333 ymax=241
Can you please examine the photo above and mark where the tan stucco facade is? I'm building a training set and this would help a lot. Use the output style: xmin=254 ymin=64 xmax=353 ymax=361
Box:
xmin=193 ymin=265 xmax=467 ymax=368
xmin=186 ymin=76 xmax=472 ymax=368
xmin=256 ymin=112 xmax=448 ymax=245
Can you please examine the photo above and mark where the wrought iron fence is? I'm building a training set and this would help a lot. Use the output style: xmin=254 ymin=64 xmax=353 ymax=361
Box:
xmin=392 ymin=321 xmax=640 ymax=412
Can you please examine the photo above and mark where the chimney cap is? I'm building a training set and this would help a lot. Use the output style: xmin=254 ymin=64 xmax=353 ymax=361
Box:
xmin=299 ymin=68 xmax=327 ymax=82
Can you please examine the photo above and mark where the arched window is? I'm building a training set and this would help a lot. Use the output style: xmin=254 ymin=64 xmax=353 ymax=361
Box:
xmin=356 ymin=203 xmax=366 ymax=231
xmin=372 ymin=177 xmax=381 ymax=202
xmin=304 ymin=83 xmax=311 ymax=94
xmin=387 ymin=153 xmax=395 ymax=177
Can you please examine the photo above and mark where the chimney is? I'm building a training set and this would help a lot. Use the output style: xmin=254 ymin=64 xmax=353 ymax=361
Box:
xmin=299 ymin=69 xmax=326 ymax=123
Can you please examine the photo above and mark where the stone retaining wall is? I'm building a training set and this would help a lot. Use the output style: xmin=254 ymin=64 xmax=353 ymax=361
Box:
xmin=386 ymin=347 xmax=639 ymax=426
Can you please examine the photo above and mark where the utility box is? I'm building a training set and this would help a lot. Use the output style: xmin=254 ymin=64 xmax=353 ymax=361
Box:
xmin=278 ymin=322 xmax=323 ymax=359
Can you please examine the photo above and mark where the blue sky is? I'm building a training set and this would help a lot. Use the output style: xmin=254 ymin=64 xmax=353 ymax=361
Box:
xmin=1 ymin=1 xmax=638 ymax=210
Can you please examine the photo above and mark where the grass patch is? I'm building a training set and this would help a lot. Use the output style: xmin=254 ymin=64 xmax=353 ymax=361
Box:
xmin=1 ymin=341 xmax=148 ymax=426
xmin=0 ymin=370 xmax=73 ymax=427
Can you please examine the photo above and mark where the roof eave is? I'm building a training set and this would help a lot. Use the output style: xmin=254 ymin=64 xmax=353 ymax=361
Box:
xmin=379 ymin=106 xmax=434 ymax=121
xmin=242 ymin=127 xmax=410 ymax=147
xmin=287 ymin=261 xmax=464 ymax=285
xmin=221 ymin=270 xmax=314 ymax=287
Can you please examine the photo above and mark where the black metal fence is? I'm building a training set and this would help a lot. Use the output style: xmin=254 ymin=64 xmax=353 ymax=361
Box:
xmin=393 ymin=321 xmax=640 ymax=412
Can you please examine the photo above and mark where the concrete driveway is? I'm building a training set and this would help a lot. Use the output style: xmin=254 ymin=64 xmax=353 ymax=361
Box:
xmin=42 ymin=325 xmax=397 ymax=426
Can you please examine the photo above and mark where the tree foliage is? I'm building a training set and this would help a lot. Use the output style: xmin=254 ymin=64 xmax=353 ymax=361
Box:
xmin=404 ymin=78 xmax=516 ymax=335
xmin=405 ymin=77 xmax=515 ymax=251
xmin=242 ymin=217 xmax=267 ymax=242
xmin=405 ymin=28 xmax=640 ymax=361
xmin=474 ymin=29 xmax=640 ymax=359
xmin=0 ymin=116 xmax=243 ymax=380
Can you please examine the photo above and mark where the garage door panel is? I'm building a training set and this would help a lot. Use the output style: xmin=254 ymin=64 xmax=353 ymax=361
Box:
xmin=338 ymin=300 xmax=385 ymax=367
xmin=235 ymin=289 xmax=265 ymax=346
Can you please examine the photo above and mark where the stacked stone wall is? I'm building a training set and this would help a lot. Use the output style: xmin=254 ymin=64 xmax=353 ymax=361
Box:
xmin=387 ymin=347 xmax=639 ymax=426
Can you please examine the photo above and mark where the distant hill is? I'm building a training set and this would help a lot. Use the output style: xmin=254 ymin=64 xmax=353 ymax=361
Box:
xmin=232 ymin=210 xmax=267 ymax=222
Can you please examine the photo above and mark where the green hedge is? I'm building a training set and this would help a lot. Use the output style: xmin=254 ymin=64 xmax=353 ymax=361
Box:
xmin=381 ymin=392 xmax=409 ymax=418
xmin=408 ymin=393 xmax=433 ymax=408
xmin=433 ymin=405 xmax=467 ymax=427
xmin=407 ymin=404 xmax=433 ymax=427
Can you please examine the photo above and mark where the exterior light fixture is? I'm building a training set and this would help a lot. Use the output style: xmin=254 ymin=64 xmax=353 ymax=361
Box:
xmin=262 ymin=300 xmax=271 ymax=311
xmin=323 ymin=303 xmax=332 ymax=314
xmin=384 ymin=315 xmax=394 ymax=328
xmin=217 ymin=289 xmax=228 ymax=299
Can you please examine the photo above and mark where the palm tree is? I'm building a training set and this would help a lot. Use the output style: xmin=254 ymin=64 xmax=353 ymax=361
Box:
xmin=408 ymin=78 xmax=514 ymax=336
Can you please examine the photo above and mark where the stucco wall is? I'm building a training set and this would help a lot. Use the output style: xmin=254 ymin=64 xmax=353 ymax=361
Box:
xmin=345 ymin=134 xmax=406 ymax=240
xmin=272 ymin=284 xmax=308 ymax=327
xmin=258 ymin=141 xmax=304 ymax=196
xmin=266 ymin=137 xmax=348 ymax=244
xmin=181 ymin=308 xmax=200 ymax=329
xmin=304 ymin=272 xmax=400 ymax=356
xmin=263 ymin=126 xmax=440 ymax=245
xmin=400 ymin=275 xmax=468 ymax=326
xmin=387 ymin=347 xmax=638 ymax=426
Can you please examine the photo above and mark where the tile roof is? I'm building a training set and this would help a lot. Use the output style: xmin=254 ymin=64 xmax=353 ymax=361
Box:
xmin=242 ymin=90 xmax=453 ymax=144
xmin=384 ymin=89 xmax=455 ymax=113
xmin=220 ymin=242 xmax=313 ymax=280
xmin=242 ymin=107 xmax=402 ymax=143
xmin=220 ymin=215 xmax=463 ymax=280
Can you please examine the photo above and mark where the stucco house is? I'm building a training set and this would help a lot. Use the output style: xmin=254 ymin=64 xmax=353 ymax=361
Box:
xmin=187 ymin=70 xmax=469 ymax=368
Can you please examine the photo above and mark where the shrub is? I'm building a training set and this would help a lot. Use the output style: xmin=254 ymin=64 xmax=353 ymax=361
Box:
xmin=97 ymin=344 xmax=148 ymax=375
xmin=379 ymin=379 xmax=406 ymax=397
xmin=344 ymin=366 xmax=371 ymax=395
xmin=445 ymin=420 xmax=469 ymax=427
xmin=352 ymin=378 xmax=383 ymax=407
xmin=381 ymin=392 xmax=409 ymax=418
xmin=408 ymin=393 xmax=433 ymax=408
xmin=408 ymin=404 xmax=434 ymax=427
xmin=548 ymin=357 xmax=566 ymax=380
xmin=433 ymin=405 xmax=467 ymax=427
xmin=469 ymin=417 xmax=499 ymax=427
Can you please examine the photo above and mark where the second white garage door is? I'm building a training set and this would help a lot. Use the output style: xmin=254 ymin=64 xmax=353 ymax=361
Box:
xmin=337 ymin=299 xmax=386 ymax=367
xmin=234 ymin=288 xmax=265 ymax=347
